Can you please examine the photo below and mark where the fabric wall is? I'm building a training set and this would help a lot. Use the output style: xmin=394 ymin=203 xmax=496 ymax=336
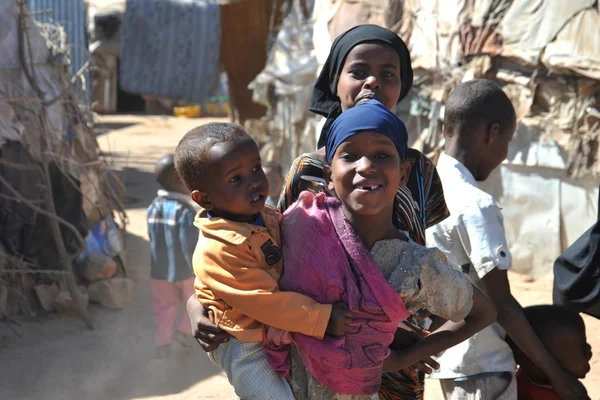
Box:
xmin=480 ymin=164 xmax=599 ymax=279
xmin=120 ymin=0 xmax=221 ymax=104
xmin=29 ymin=0 xmax=90 ymax=99
xmin=220 ymin=0 xmax=279 ymax=123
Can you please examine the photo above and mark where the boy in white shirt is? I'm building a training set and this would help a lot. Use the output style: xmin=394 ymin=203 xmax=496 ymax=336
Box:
xmin=427 ymin=80 xmax=589 ymax=400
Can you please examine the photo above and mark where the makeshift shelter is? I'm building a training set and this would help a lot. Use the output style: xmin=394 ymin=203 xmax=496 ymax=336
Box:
xmin=104 ymin=0 xmax=283 ymax=121
xmin=0 ymin=0 xmax=127 ymax=325
xmin=252 ymin=0 xmax=600 ymax=279
xmin=398 ymin=0 xmax=600 ymax=278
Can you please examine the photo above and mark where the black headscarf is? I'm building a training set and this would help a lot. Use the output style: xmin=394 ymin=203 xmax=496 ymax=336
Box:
xmin=310 ymin=24 xmax=414 ymax=149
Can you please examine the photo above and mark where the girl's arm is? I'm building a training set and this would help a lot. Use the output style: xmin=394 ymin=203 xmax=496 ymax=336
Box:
xmin=186 ymin=295 xmax=231 ymax=352
xmin=383 ymin=285 xmax=496 ymax=372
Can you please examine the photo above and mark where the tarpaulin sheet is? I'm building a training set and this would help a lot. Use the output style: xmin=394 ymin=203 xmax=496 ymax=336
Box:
xmin=29 ymin=0 xmax=91 ymax=98
xmin=542 ymin=6 xmax=600 ymax=80
xmin=480 ymin=164 xmax=599 ymax=279
xmin=499 ymin=0 xmax=595 ymax=65
xmin=400 ymin=0 xmax=466 ymax=70
xmin=312 ymin=0 xmax=402 ymax=73
xmin=120 ymin=0 xmax=221 ymax=103
xmin=220 ymin=0 xmax=274 ymax=123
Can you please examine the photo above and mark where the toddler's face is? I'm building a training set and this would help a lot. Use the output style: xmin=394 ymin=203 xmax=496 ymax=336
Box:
xmin=328 ymin=131 xmax=408 ymax=217
xmin=194 ymin=137 xmax=269 ymax=222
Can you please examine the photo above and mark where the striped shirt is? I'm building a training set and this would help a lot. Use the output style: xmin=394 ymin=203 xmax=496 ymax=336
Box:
xmin=147 ymin=190 xmax=198 ymax=282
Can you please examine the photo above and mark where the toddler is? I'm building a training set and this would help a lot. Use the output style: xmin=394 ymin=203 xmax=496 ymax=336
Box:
xmin=147 ymin=154 xmax=197 ymax=358
xmin=174 ymin=123 xmax=351 ymax=399
xmin=508 ymin=305 xmax=592 ymax=400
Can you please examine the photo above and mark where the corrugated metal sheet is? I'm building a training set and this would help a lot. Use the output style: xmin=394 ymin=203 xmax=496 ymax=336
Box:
xmin=28 ymin=0 xmax=90 ymax=98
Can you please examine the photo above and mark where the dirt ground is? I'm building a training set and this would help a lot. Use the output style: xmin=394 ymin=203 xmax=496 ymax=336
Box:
xmin=0 ymin=115 xmax=598 ymax=400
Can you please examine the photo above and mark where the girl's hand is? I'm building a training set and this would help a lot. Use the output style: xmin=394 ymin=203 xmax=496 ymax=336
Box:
xmin=186 ymin=295 xmax=231 ymax=352
xmin=388 ymin=323 xmax=439 ymax=375
xmin=266 ymin=327 xmax=292 ymax=346
xmin=398 ymin=356 xmax=441 ymax=378
xmin=390 ymin=321 xmax=429 ymax=350
xmin=383 ymin=349 xmax=440 ymax=373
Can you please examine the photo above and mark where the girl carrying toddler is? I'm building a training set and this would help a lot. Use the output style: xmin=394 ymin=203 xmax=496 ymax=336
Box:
xmin=263 ymin=100 xmax=497 ymax=399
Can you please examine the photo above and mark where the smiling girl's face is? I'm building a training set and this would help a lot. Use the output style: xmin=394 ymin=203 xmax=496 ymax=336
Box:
xmin=336 ymin=42 xmax=403 ymax=113
xmin=328 ymin=131 xmax=409 ymax=218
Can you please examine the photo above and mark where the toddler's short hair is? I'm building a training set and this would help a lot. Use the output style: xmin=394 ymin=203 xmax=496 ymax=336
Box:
xmin=521 ymin=305 xmax=585 ymax=341
xmin=174 ymin=123 xmax=248 ymax=191
xmin=444 ymin=79 xmax=516 ymax=138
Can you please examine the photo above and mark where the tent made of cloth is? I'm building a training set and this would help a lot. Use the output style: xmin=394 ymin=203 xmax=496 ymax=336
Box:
xmin=0 ymin=0 xmax=126 ymax=320
xmin=312 ymin=0 xmax=402 ymax=73
xmin=220 ymin=0 xmax=284 ymax=123
xmin=119 ymin=0 xmax=221 ymax=104
xmin=498 ymin=0 xmax=596 ymax=69
xmin=28 ymin=0 xmax=91 ymax=100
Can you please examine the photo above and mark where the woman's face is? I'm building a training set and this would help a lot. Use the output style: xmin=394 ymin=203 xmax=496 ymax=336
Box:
xmin=336 ymin=43 xmax=402 ymax=113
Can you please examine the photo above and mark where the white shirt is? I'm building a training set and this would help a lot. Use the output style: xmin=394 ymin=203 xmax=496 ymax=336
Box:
xmin=426 ymin=153 xmax=516 ymax=379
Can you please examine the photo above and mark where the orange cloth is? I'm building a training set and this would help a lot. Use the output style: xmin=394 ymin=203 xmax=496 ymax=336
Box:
xmin=516 ymin=368 xmax=560 ymax=400
xmin=193 ymin=206 xmax=332 ymax=343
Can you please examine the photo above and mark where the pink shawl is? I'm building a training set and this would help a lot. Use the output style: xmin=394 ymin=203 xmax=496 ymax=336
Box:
xmin=263 ymin=192 xmax=410 ymax=395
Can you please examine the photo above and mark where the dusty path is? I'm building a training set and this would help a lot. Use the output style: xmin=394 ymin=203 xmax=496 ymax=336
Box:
xmin=0 ymin=115 xmax=598 ymax=400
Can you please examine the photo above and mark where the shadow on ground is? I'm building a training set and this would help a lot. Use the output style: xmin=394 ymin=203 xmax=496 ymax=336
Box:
xmin=0 ymin=230 xmax=222 ymax=400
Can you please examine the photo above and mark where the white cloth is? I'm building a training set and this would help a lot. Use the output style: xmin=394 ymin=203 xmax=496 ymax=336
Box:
xmin=438 ymin=372 xmax=517 ymax=400
xmin=208 ymin=339 xmax=294 ymax=400
xmin=370 ymin=239 xmax=473 ymax=322
xmin=426 ymin=152 xmax=516 ymax=379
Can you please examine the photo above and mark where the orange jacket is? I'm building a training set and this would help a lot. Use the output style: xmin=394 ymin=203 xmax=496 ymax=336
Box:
xmin=193 ymin=207 xmax=332 ymax=343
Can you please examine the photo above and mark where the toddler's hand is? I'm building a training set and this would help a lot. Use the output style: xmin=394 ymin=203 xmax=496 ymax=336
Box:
xmin=266 ymin=327 xmax=292 ymax=346
xmin=326 ymin=302 xmax=352 ymax=336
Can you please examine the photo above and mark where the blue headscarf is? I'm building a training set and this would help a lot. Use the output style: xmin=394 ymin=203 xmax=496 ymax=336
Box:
xmin=326 ymin=99 xmax=408 ymax=163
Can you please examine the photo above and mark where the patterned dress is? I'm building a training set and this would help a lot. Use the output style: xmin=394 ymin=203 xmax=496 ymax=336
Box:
xmin=277 ymin=149 xmax=450 ymax=400
xmin=286 ymin=239 xmax=473 ymax=400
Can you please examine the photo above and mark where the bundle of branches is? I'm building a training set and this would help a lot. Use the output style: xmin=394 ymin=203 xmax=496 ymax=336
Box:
xmin=0 ymin=0 xmax=127 ymax=328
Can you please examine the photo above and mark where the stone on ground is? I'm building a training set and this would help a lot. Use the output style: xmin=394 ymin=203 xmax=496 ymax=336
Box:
xmin=53 ymin=286 xmax=89 ymax=315
xmin=34 ymin=282 xmax=61 ymax=312
xmin=78 ymin=254 xmax=117 ymax=282
xmin=87 ymin=277 xmax=134 ymax=309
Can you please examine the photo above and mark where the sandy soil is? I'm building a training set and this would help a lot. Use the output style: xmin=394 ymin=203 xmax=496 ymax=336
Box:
xmin=0 ymin=115 xmax=598 ymax=400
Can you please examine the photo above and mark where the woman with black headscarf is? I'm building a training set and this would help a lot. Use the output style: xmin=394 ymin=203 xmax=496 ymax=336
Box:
xmin=187 ymin=24 xmax=449 ymax=399
xmin=277 ymin=24 xmax=449 ymax=248
xmin=273 ymin=24 xmax=449 ymax=400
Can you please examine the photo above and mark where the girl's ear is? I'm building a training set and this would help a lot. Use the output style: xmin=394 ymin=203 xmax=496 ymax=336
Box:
xmin=191 ymin=190 xmax=213 ymax=210
xmin=398 ymin=161 xmax=411 ymax=188
xmin=323 ymin=165 xmax=335 ymax=192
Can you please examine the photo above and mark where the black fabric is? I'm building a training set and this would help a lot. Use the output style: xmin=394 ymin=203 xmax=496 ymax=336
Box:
xmin=553 ymin=187 xmax=600 ymax=318
xmin=0 ymin=141 xmax=87 ymax=272
xmin=0 ymin=141 xmax=45 ymax=257
xmin=310 ymin=24 xmax=413 ymax=149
